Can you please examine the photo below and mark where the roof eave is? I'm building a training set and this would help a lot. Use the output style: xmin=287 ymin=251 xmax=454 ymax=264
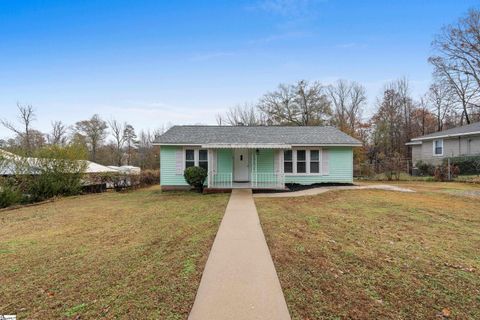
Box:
xmin=411 ymin=130 xmax=480 ymax=141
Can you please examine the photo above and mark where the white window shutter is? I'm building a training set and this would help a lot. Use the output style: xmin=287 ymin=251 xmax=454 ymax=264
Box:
xmin=211 ymin=149 xmax=217 ymax=173
xmin=175 ymin=149 xmax=183 ymax=175
xmin=274 ymin=150 xmax=280 ymax=173
xmin=321 ymin=149 xmax=329 ymax=175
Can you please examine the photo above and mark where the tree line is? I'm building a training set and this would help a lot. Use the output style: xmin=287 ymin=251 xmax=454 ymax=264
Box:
xmin=216 ymin=9 xmax=480 ymax=163
xmin=0 ymin=106 xmax=163 ymax=169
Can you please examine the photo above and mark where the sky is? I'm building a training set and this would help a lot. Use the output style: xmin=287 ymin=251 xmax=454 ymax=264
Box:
xmin=0 ymin=0 xmax=478 ymax=139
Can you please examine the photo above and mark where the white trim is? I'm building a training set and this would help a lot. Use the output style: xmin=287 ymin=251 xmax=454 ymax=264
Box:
xmin=153 ymin=143 xmax=203 ymax=146
xmin=405 ymin=141 xmax=422 ymax=146
xmin=411 ymin=130 xmax=480 ymax=141
xmin=284 ymin=147 xmax=323 ymax=176
xmin=202 ymin=143 xmax=291 ymax=149
xmin=432 ymin=139 xmax=444 ymax=156
xmin=154 ymin=142 xmax=360 ymax=147
xmin=183 ymin=147 xmax=209 ymax=170
xmin=290 ymin=143 xmax=360 ymax=147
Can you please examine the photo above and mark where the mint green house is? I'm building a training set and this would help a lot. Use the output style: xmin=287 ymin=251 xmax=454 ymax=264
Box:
xmin=153 ymin=126 xmax=361 ymax=190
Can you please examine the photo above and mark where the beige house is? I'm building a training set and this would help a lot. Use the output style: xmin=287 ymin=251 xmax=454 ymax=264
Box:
xmin=406 ymin=122 xmax=480 ymax=165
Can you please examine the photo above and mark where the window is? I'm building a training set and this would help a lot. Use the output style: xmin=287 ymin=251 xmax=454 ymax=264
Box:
xmin=296 ymin=150 xmax=306 ymax=173
xmin=433 ymin=139 xmax=443 ymax=156
xmin=284 ymin=150 xmax=293 ymax=173
xmin=185 ymin=149 xmax=195 ymax=168
xmin=310 ymin=150 xmax=320 ymax=173
xmin=185 ymin=149 xmax=208 ymax=170
xmin=199 ymin=149 xmax=208 ymax=171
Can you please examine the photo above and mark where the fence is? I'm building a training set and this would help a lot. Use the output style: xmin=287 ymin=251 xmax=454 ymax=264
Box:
xmin=355 ymin=154 xmax=480 ymax=181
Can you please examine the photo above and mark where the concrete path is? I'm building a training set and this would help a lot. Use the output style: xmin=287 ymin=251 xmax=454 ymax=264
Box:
xmin=189 ymin=189 xmax=291 ymax=320
xmin=254 ymin=184 xmax=414 ymax=198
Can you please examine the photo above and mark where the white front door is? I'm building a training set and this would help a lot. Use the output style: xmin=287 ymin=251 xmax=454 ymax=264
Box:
xmin=234 ymin=149 xmax=249 ymax=181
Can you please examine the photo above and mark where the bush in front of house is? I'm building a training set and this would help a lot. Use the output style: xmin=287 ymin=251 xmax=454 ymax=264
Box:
xmin=139 ymin=169 xmax=160 ymax=186
xmin=444 ymin=155 xmax=480 ymax=175
xmin=434 ymin=164 xmax=460 ymax=182
xmin=184 ymin=166 xmax=207 ymax=193
xmin=0 ymin=178 xmax=23 ymax=208
xmin=415 ymin=161 xmax=435 ymax=176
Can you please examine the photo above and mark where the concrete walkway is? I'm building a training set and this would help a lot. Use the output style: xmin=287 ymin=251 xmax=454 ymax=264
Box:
xmin=254 ymin=184 xmax=414 ymax=198
xmin=189 ymin=189 xmax=291 ymax=320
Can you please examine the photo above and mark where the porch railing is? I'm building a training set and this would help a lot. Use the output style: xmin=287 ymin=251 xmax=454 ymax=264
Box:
xmin=251 ymin=172 xmax=285 ymax=189
xmin=208 ymin=172 xmax=233 ymax=188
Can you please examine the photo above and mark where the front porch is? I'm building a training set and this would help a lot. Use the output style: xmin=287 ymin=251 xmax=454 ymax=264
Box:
xmin=207 ymin=172 xmax=286 ymax=190
xmin=206 ymin=147 xmax=286 ymax=190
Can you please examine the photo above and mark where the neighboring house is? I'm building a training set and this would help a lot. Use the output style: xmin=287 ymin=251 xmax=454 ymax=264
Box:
xmin=406 ymin=121 xmax=480 ymax=165
xmin=153 ymin=125 xmax=361 ymax=190
xmin=0 ymin=149 xmax=120 ymax=176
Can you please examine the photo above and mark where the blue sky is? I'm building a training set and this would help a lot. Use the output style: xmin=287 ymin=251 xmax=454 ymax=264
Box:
xmin=0 ymin=0 xmax=478 ymax=138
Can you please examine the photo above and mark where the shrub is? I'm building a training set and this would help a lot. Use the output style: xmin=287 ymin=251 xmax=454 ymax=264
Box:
xmin=434 ymin=164 xmax=460 ymax=182
xmin=415 ymin=161 xmax=435 ymax=176
xmin=377 ymin=152 xmax=404 ymax=181
xmin=0 ymin=180 xmax=23 ymax=208
xmin=184 ymin=166 xmax=207 ymax=192
xmin=445 ymin=156 xmax=480 ymax=175
xmin=140 ymin=169 xmax=160 ymax=186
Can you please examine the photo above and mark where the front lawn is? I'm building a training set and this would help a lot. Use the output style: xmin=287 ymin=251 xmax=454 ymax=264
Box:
xmin=256 ymin=183 xmax=480 ymax=319
xmin=0 ymin=187 xmax=228 ymax=319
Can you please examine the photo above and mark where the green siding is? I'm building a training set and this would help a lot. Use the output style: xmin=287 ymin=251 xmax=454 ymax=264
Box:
xmin=160 ymin=146 xmax=354 ymax=186
xmin=254 ymin=149 xmax=275 ymax=182
xmin=160 ymin=146 xmax=188 ymax=186
xmin=217 ymin=149 xmax=233 ymax=173
xmin=285 ymin=147 xmax=353 ymax=184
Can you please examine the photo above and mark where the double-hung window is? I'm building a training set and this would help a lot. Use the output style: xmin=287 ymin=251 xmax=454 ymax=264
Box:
xmin=433 ymin=139 xmax=443 ymax=156
xmin=284 ymin=149 xmax=321 ymax=175
xmin=185 ymin=149 xmax=208 ymax=170
xmin=199 ymin=150 xmax=208 ymax=170
xmin=185 ymin=149 xmax=195 ymax=168
xmin=296 ymin=150 xmax=306 ymax=173
xmin=310 ymin=150 xmax=320 ymax=173
xmin=284 ymin=150 xmax=293 ymax=173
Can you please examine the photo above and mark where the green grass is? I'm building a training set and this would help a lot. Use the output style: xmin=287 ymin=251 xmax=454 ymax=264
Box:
xmin=0 ymin=186 xmax=228 ymax=319
xmin=256 ymin=182 xmax=480 ymax=319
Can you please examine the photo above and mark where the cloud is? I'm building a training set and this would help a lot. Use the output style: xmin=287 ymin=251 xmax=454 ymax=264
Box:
xmin=253 ymin=0 xmax=322 ymax=17
xmin=334 ymin=42 xmax=368 ymax=49
xmin=189 ymin=52 xmax=235 ymax=62
xmin=248 ymin=31 xmax=310 ymax=45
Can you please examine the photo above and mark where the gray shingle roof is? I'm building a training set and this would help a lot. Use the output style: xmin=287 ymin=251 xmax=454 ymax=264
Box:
xmin=154 ymin=125 xmax=361 ymax=146
xmin=411 ymin=121 xmax=480 ymax=141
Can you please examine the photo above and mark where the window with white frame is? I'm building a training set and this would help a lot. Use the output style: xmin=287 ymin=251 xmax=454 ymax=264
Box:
xmin=433 ymin=139 xmax=443 ymax=156
xmin=284 ymin=150 xmax=293 ymax=173
xmin=310 ymin=150 xmax=320 ymax=173
xmin=284 ymin=149 xmax=321 ymax=175
xmin=185 ymin=149 xmax=195 ymax=168
xmin=185 ymin=149 xmax=208 ymax=170
xmin=199 ymin=150 xmax=208 ymax=170
xmin=296 ymin=150 xmax=306 ymax=173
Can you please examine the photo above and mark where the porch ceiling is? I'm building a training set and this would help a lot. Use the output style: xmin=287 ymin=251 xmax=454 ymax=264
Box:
xmin=202 ymin=143 xmax=291 ymax=149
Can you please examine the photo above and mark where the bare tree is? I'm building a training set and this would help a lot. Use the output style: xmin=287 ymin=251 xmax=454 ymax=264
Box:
xmin=108 ymin=119 xmax=125 ymax=166
xmin=75 ymin=114 xmax=108 ymax=162
xmin=428 ymin=81 xmax=455 ymax=131
xmin=431 ymin=9 xmax=480 ymax=88
xmin=47 ymin=121 xmax=68 ymax=145
xmin=216 ymin=103 xmax=265 ymax=126
xmin=1 ymin=103 xmax=36 ymax=154
xmin=258 ymin=80 xmax=331 ymax=125
xmin=429 ymin=56 xmax=480 ymax=124
xmin=328 ymin=80 xmax=367 ymax=135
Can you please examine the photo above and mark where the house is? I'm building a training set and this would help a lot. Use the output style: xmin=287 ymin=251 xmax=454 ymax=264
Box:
xmin=0 ymin=149 xmax=120 ymax=176
xmin=153 ymin=125 xmax=361 ymax=190
xmin=406 ymin=121 xmax=480 ymax=166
